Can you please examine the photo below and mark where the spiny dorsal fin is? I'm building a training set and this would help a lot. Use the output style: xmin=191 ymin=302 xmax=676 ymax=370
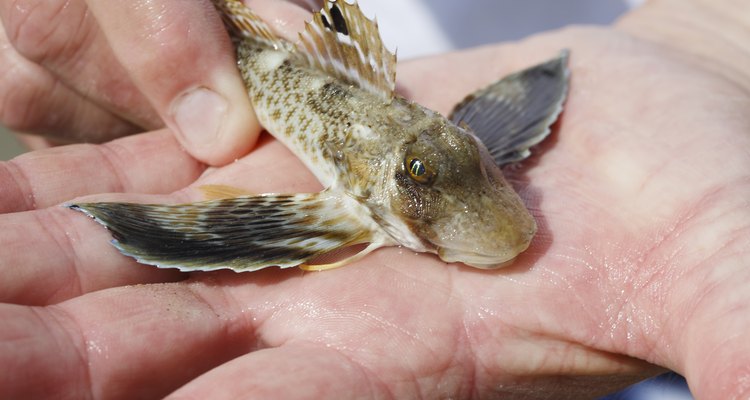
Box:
xmin=213 ymin=0 xmax=290 ymax=50
xmin=299 ymin=0 xmax=397 ymax=102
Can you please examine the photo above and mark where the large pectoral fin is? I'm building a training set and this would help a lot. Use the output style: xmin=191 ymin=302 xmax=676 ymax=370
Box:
xmin=450 ymin=50 xmax=570 ymax=166
xmin=68 ymin=191 xmax=383 ymax=272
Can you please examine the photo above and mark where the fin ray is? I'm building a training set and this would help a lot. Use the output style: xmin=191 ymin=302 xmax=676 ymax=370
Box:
xmin=69 ymin=191 xmax=380 ymax=272
xmin=213 ymin=0 xmax=290 ymax=50
xmin=300 ymin=241 xmax=383 ymax=271
xmin=199 ymin=184 xmax=254 ymax=200
xmin=450 ymin=50 xmax=570 ymax=166
xmin=299 ymin=0 xmax=396 ymax=101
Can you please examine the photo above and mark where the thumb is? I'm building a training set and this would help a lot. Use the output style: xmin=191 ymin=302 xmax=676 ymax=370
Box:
xmin=84 ymin=0 xmax=258 ymax=166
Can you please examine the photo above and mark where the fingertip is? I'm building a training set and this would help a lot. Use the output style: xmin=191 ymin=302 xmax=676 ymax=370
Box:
xmin=84 ymin=0 xmax=261 ymax=166
xmin=170 ymin=70 xmax=260 ymax=166
xmin=169 ymin=0 xmax=313 ymax=166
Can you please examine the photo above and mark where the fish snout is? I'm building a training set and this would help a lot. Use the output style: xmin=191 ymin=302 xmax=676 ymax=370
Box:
xmin=433 ymin=198 xmax=537 ymax=269
xmin=437 ymin=222 xmax=535 ymax=268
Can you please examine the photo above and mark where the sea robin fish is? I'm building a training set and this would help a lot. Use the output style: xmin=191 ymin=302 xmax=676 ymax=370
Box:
xmin=69 ymin=0 xmax=569 ymax=272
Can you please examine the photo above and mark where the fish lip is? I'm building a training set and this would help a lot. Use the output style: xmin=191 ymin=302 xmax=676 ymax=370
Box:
xmin=437 ymin=242 xmax=529 ymax=269
xmin=464 ymin=257 xmax=517 ymax=269
xmin=419 ymin=217 xmax=534 ymax=269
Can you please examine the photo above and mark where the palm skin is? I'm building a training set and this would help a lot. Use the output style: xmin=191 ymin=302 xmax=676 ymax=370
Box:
xmin=2 ymin=10 xmax=749 ymax=400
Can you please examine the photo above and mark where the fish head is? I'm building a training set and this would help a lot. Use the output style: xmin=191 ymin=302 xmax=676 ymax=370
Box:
xmin=391 ymin=120 xmax=536 ymax=268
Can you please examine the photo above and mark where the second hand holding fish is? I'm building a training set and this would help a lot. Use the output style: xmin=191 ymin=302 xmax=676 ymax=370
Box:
xmin=69 ymin=0 xmax=569 ymax=272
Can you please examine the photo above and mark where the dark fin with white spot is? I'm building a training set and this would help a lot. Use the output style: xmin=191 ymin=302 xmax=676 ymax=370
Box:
xmin=212 ymin=0 xmax=291 ymax=50
xmin=68 ymin=191 xmax=378 ymax=272
xmin=450 ymin=50 xmax=570 ymax=166
xmin=299 ymin=0 xmax=397 ymax=102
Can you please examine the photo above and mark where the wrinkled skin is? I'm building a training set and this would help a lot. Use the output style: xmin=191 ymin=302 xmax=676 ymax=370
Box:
xmin=1 ymin=0 xmax=750 ymax=399
xmin=0 ymin=0 xmax=258 ymax=164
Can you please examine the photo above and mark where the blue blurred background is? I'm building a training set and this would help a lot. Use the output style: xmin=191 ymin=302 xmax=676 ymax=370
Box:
xmin=601 ymin=373 xmax=693 ymax=400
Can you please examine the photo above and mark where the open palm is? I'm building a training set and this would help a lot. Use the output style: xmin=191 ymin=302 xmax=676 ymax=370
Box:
xmin=2 ymin=22 xmax=749 ymax=400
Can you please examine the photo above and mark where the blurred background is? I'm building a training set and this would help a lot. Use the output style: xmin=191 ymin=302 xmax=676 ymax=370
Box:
xmin=0 ymin=126 xmax=26 ymax=160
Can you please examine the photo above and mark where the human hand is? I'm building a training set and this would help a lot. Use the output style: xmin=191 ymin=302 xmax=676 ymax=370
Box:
xmin=2 ymin=0 xmax=749 ymax=398
xmin=0 ymin=0 xmax=308 ymax=163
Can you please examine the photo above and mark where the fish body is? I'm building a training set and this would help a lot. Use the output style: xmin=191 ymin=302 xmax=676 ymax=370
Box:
xmin=69 ymin=0 xmax=569 ymax=272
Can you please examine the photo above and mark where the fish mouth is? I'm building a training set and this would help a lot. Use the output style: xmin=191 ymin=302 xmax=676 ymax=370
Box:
xmin=437 ymin=240 xmax=530 ymax=269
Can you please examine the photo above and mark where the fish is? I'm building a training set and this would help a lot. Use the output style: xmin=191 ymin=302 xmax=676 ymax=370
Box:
xmin=68 ymin=0 xmax=569 ymax=272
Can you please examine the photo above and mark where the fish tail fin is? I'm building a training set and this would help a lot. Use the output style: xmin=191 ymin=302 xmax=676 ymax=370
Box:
xmin=69 ymin=191 xmax=385 ymax=272
xmin=212 ymin=0 xmax=290 ymax=50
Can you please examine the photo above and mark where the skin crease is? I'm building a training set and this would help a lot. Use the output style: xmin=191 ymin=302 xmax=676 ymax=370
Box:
xmin=0 ymin=0 xmax=257 ymax=164
xmin=0 ymin=0 xmax=749 ymax=398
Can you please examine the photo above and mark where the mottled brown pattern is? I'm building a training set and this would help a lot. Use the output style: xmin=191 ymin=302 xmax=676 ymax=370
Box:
xmin=68 ymin=1 xmax=566 ymax=272
xmin=230 ymin=5 xmax=544 ymax=267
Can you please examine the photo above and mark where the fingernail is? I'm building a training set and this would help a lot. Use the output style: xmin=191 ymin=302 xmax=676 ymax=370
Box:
xmin=172 ymin=87 xmax=228 ymax=149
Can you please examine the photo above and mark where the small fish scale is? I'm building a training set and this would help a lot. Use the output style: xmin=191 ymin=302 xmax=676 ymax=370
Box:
xmin=236 ymin=41 xmax=411 ymax=197
xmin=237 ymin=46 xmax=336 ymax=185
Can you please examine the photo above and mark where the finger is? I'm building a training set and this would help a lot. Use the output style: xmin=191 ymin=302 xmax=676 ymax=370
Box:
xmin=688 ymin=321 xmax=750 ymax=399
xmin=0 ymin=136 xmax=312 ymax=305
xmin=0 ymin=205 xmax=185 ymax=305
xmin=13 ymin=132 xmax=57 ymax=151
xmin=0 ymin=283 xmax=260 ymax=399
xmin=0 ymin=303 xmax=89 ymax=399
xmin=245 ymin=0 xmax=312 ymax=41
xmin=168 ymin=343 xmax=385 ymax=399
xmin=0 ymin=0 xmax=162 ymax=132
xmin=0 ymin=130 xmax=204 ymax=214
xmin=83 ymin=0 xmax=259 ymax=166
xmin=0 ymin=19 xmax=142 ymax=142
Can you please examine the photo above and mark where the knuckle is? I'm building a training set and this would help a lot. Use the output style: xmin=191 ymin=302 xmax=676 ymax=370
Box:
xmin=4 ymin=0 xmax=88 ymax=65
xmin=0 ymin=67 xmax=39 ymax=131
xmin=5 ymin=0 xmax=55 ymax=59
xmin=0 ymin=53 xmax=55 ymax=133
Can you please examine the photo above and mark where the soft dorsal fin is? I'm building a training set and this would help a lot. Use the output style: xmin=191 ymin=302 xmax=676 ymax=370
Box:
xmin=213 ymin=0 xmax=290 ymax=50
xmin=299 ymin=0 xmax=397 ymax=102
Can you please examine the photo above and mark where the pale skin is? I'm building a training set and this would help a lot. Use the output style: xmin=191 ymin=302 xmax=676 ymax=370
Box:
xmin=1 ymin=0 xmax=749 ymax=398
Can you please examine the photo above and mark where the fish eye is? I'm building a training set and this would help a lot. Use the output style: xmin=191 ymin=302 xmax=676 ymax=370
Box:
xmin=409 ymin=158 xmax=425 ymax=176
xmin=406 ymin=157 xmax=435 ymax=184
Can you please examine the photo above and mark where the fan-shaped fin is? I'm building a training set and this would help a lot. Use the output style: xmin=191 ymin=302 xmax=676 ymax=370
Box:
xmin=68 ymin=191 xmax=383 ymax=272
xmin=450 ymin=50 xmax=570 ymax=166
